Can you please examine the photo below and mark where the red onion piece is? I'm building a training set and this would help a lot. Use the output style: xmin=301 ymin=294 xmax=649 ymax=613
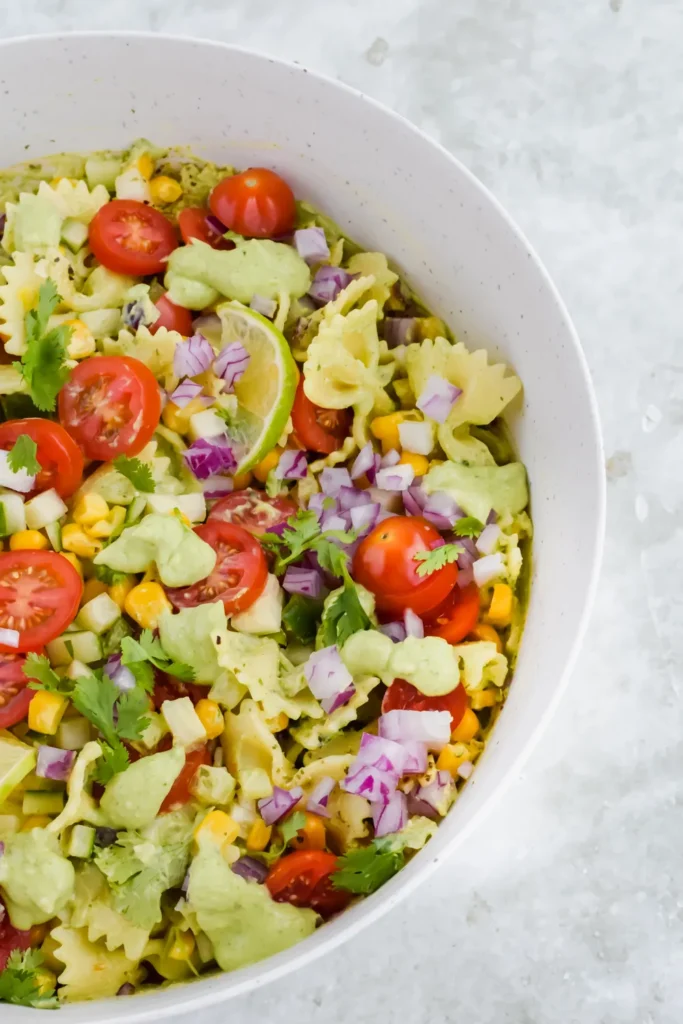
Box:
xmin=457 ymin=564 xmax=475 ymax=588
xmin=403 ymin=608 xmax=424 ymax=638
xmin=309 ymin=266 xmax=354 ymax=305
xmin=407 ymin=770 xmax=454 ymax=819
xmin=379 ymin=709 xmax=452 ymax=751
xmin=457 ymin=760 xmax=474 ymax=780
xmin=356 ymin=732 xmax=409 ymax=776
xmin=321 ymin=684 xmax=355 ymax=714
xmin=202 ymin=475 xmax=235 ymax=499
xmin=375 ymin=465 xmax=415 ymax=491
xmin=472 ymin=552 xmax=505 ymax=587
xmin=215 ymin=341 xmax=250 ymax=391
xmin=379 ymin=620 xmax=407 ymax=643
xmin=183 ymin=438 xmax=237 ymax=480
xmin=349 ymin=502 xmax=380 ymax=536
xmin=173 ymin=333 xmax=214 ymax=378
xmin=342 ymin=764 xmax=396 ymax=803
xmin=320 ymin=511 xmax=348 ymax=533
xmin=416 ymin=374 xmax=462 ymax=424
xmin=0 ymin=627 xmax=20 ymax=648
xmin=383 ymin=317 xmax=418 ymax=349
xmin=294 ymin=227 xmax=330 ymax=265
xmin=486 ymin=509 xmax=498 ymax=525
xmin=402 ymin=741 xmax=429 ymax=775
xmin=319 ymin=467 xmax=352 ymax=497
xmin=304 ymin=645 xmax=353 ymax=701
xmin=403 ymin=485 xmax=426 ymax=518
xmin=117 ymin=984 xmax=136 ymax=997
xmin=475 ymin=523 xmax=501 ymax=555
xmin=36 ymin=745 xmax=75 ymax=781
xmin=350 ymin=442 xmax=377 ymax=481
xmin=282 ymin=566 xmax=324 ymax=599
xmin=231 ymin=856 xmax=269 ymax=883
xmin=169 ymin=379 xmax=204 ymax=409
xmin=308 ymin=492 xmax=334 ymax=519
xmin=372 ymin=789 xmax=408 ymax=837
xmin=337 ymin=486 xmax=372 ymax=512
xmin=257 ymin=786 xmax=304 ymax=825
xmin=422 ymin=491 xmax=462 ymax=529
xmin=307 ymin=776 xmax=336 ymax=817
xmin=397 ymin=420 xmax=434 ymax=456
xmin=380 ymin=449 xmax=401 ymax=468
xmin=250 ymin=294 xmax=277 ymax=319
xmin=277 ymin=449 xmax=308 ymax=481
xmin=105 ymin=654 xmax=136 ymax=692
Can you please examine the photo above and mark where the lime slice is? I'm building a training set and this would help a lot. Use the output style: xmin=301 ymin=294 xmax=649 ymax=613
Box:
xmin=0 ymin=728 xmax=36 ymax=805
xmin=216 ymin=301 xmax=298 ymax=474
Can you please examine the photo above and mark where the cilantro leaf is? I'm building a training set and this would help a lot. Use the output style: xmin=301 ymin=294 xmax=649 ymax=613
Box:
xmin=115 ymin=687 xmax=151 ymax=742
xmin=70 ymin=669 xmax=150 ymax=750
xmin=92 ymin=741 xmax=130 ymax=784
xmin=6 ymin=434 xmax=40 ymax=476
xmin=331 ymin=841 xmax=405 ymax=895
xmin=120 ymin=630 xmax=194 ymax=685
xmin=413 ymin=543 xmax=463 ymax=578
xmin=100 ymin=616 xmax=133 ymax=659
xmin=20 ymin=280 xmax=72 ymax=412
xmin=314 ymin=537 xmax=350 ymax=579
xmin=261 ymin=508 xmax=356 ymax=576
xmin=453 ymin=516 xmax=484 ymax=538
xmin=319 ymin=580 xmax=372 ymax=648
xmin=24 ymin=653 xmax=72 ymax=694
xmin=113 ymin=455 xmax=155 ymax=492
xmin=0 ymin=948 xmax=59 ymax=1009
xmin=279 ymin=810 xmax=307 ymax=846
xmin=282 ymin=594 xmax=324 ymax=645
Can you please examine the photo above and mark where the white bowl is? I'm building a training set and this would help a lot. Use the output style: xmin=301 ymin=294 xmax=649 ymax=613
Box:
xmin=0 ymin=32 xmax=604 ymax=1023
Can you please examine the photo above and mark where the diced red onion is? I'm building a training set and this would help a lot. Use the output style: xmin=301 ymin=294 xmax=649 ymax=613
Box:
xmin=350 ymin=442 xmax=378 ymax=481
xmin=375 ymin=465 xmax=415 ymax=491
xmin=0 ymin=627 xmax=20 ymax=648
xmin=473 ymin=552 xmax=505 ymax=587
xmin=403 ymin=608 xmax=424 ymax=639
xmin=457 ymin=564 xmax=475 ymax=588
xmin=397 ymin=421 xmax=434 ymax=457
xmin=231 ymin=856 xmax=269 ymax=883
xmin=202 ymin=475 xmax=234 ymax=499
xmin=379 ymin=709 xmax=452 ymax=751
xmin=457 ymin=543 xmax=476 ymax=572
xmin=257 ymin=786 xmax=304 ymax=825
xmin=403 ymin=485 xmax=427 ymax=518
xmin=379 ymin=620 xmax=407 ymax=643
xmin=337 ymin=486 xmax=371 ymax=512
xmin=342 ymin=764 xmax=396 ymax=803
xmin=294 ymin=227 xmax=330 ymax=265
xmin=183 ymin=438 xmax=237 ymax=480
xmin=355 ymin=732 xmax=409 ymax=777
xmin=372 ymin=790 xmax=408 ymax=837
xmin=36 ymin=745 xmax=75 ymax=781
xmin=457 ymin=760 xmax=474 ymax=780
xmin=320 ymin=467 xmax=352 ymax=497
xmin=321 ymin=684 xmax=355 ymax=714
xmin=475 ymin=523 xmax=501 ymax=555
xmin=277 ymin=449 xmax=308 ymax=480
xmin=320 ymin=511 xmax=348 ymax=533
xmin=422 ymin=491 xmax=462 ymax=530
xmin=384 ymin=317 xmax=418 ymax=349
xmin=117 ymin=984 xmax=136 ymax=997
xmin=173 ymin=333 xmax=214 ymax=378
xmin=309 ymin=266 xmax=354 ymax=305
xmin=250 ymin=294 xmax=277 ymax=319
xmin=380 ymin=449 xmax=400 ymax=468
xmin=169 ymin=379 xmax=204 ymax=409
xmin=307 ymin=776 xmax=336 ymax=817
xmin=402 ymin=741 xmax=429 ymax=775
xmin=407 ymin=770 xmax=454 ymax=819
xmin=486 ymin=509 xmax=498 ymax=525
xmin=308 ymin=492 xmax=333 ymax=519
xmin=367 ymin=487 xmax=404 ymax=514
xmin=416 ymin=374 xmax=462 ymax=424
xmin=304 ymin=645 xmax=353 ymax=701
xmin=282 ymin=566 xmax=323 ymax=599
xmin=0 ymin=452 xmax=36 ymax=495
xmin=215 ymin=341 xmax=250 ymax=391
xmin=349 ymin=502 xmax=380 ymax=536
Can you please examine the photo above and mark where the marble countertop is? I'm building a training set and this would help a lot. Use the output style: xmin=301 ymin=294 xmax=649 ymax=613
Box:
xmin=3 ymin=2 xmax=680 ymax=1021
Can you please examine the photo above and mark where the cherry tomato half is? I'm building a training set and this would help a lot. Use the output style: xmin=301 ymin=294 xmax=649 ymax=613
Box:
xmin=208 ymin=489 xmax=296 ymax=538
xmin=424 ymin=582 xmax=480 ymax=646
xmin=0 ymin=654 xmax=37 ymax=728
xmin=266 ymin=850 xmax=352 ymax=919
xmin=89 ymin=199 xmax=178 ymax=276
xmin=0 ymin=551 xmax=82 ymax=653
xmin=382 ymin=677 xmax=468 ymax=731
xmin=0 ymin=419 xmax=84 ymax=499
xmin=165 ymin=521 xmax=267 ymax=615
xmin=352 ymin=516 xmax=458 ymax=616
xmin=58 ymin=355 xmax=162 ymax=462
xmin=160 ymin=745 xmax=211 ymax=813
xmin=177 ymin=207 xmax=235 ymax=250
xmin=151 ymin=293 xmax=194 ymax=337
xmin=291 ymin=379 xmax=352 ymax=455
xmin=210 ymin=169 xmax=296 ymax=239
xmin=0 ymin=900 xmax=32 ymax=971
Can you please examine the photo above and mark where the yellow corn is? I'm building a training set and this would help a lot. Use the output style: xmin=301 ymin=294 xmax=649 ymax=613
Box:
xmin=436 ymin=744 xmax=470 ymax=777
xmin=81 ymin=578 xmax=108 ymax=604
xmin=265 ymin=711 xmax=288 ymax=733
xmin=470 ymin=622 xmax=503 ymax=653
xmin=398 ymin=451 xmax=429 ymax=476
xmin=65 ymin=318 xmax=96 ymax=360
xmin=136 ymin=153 xmax=155 ymax=180
xmin=418 ymin=316 xmax=447 ymax=340
xmin=428 ymin=458 xmax=445 ymax=469
xmin=162 ymin=396 xmax=206 ymax=435
xmin=195 ymin=699 xmax=224 ymax=740
xmin=61 ymin=552 xmax=83 ymax=577
xmin=194 ymin=810 xmax=240 ymax=848
xmin=370 ymin=412 xmax=409 ymax=454
xmin=9 ymin=530 xmax=48 ymax=551
xmin=108 ymin=575 xmax=135 ymax=610
xmin=253 ymin=447 xmax=282 ymax=483
xmin=232 ymin=471 xmax=253 ymax=490
xmin=452 ymin=707 xmax=480 ymax=742
xmin=150 ymin=175 xmax=183 ymax=204
xmin=87 ymin=505 xmax=126 ymax=539
xmin=72 ymin=493 xmax=109 ymax=526
xmin=470 ymin=689 xmax=499 ymax=710
xmin=124 ymin=582 xmax=172 ymax=630
xmin=28 ymin=690 xmax=69 ymax=735
xmin=61 ymin=524 xmax=102 ymax=559
xmin=33 ymin=968 xmax=57 ymax=997
xmin=246 ymin=818 xmax=272 ymax=852
xmin=167 ymin=929 xmax=195 ymax=962
xmin=486 ymin=583 xmax=513 ymax=628
xmin=21 ymin=815 xmax=52 ymax=831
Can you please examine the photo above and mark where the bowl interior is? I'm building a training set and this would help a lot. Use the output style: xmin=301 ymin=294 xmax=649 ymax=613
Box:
xmin=0 ymin=33 xmax=604 ymax=1024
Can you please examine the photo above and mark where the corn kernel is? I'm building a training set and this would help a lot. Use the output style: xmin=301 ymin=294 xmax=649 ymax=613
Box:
xmin=398 ymin=451 xmax=429 ymax=476
xmin=486 ymin=583 xmax=513 ymax=628
xmin=162 ymin=396 xmax=206 ymax=435
xmin=436 ymin=744 xmax=470 ymax=777
xmin=124 ymin=581 xmax=172 ymax=630
xmin=253 ymin=447 xmax=282 ymax=483
xmin=87 ymin=505 xmax=126 ymax=539
xmin=150 ymin=175 xmax=183 ymax=204
xmin=246 ymin=818 xmax=272 ymax=852
xmin=194 ymin=810 xmax=240 ymax=848
xmin=470 ymin=623 xmax=503 ymax=653
xmin=34 ymin=968 xmax=57 ymax=997
xmin=370 ymin=412 xmax=407 ymax=453
xmin=65 ymin=319 xmax=96 ymax=360
xmin=72 ymin=493 xmax=109 ymax=526
xmin=470 ymin=689 xmax=499 ymax=710
xmin=452 ymin=707 xmax=480 ymax=742
xmin=167 ymin=929 xmax=195 ymax=962
xmin=29 ymin=690 xmax=69 ymax=735
xmin=21 ymin=815 xmax=52 ymax=831
xmin=61 ymin=552 xmax=83 ymax=577
xmin=50 ymin=176 xmax=76 ymax=187
xmin=136 ymin=153 xmax=155 ymax=180
xmin=81 ymin=578 xmax=108 ymax=605
xmin=9 ymin=530 xmax=48 ymax=551
xmin=195 ymin=699 xmax=224 ymax=740
xmin=232 ymin=471 xmax=253 ymax=489
xmin=61 ymin=524 xmax=102 ymax=559
xmin=108 ymin=575 xmax=135 ymax=610
xmin=265 ymin=711 xmax=289 ymax=733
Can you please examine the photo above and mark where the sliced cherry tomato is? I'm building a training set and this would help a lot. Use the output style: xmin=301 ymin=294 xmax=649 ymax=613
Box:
xmin=165 ymin=521 xmax=267 ymax=614
xmin=208 ymin=489 xmax=296 ymax=538
xmin=152 ymin=670 xmax=209 ymax=711
xmin=177 ymin=207 xmax=235 ymax=250
xmin=0 ymin=419 xmax=84 ymax=499
xmin=160 ymin=745 xmax=211 ymax=813
xmin=382 ymin=677 xmax=468 ymax=731
xmin=0 ymin=900 xmax=32 ymax=971
xmin=266 ymin=850 xmax=352 ymax=919
xmin=290 ymin=379 xmax=351 ymax=455
xmin=151 ymin=293 xmax=194 ymax=337
xmin=89 ymin=199 xmax=178 ymax=276
xmin=0 ymin=551 xmax=82 ymax=653
xmin=210 ymin=169 xmax=296 ymax=239
xmin=58 ymin=355 xmax=162 ymax=462
xmin=352 ymin=516 xmax=457 ymax=616
xmin=424 ymin=582 xmax=480 ymax=646
xmin=0 ymin=654 xmax=37 ymax=728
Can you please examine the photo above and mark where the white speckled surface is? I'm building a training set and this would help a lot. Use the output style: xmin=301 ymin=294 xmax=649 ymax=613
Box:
xmin=2 ymin=3 xmax=680 ymax=1021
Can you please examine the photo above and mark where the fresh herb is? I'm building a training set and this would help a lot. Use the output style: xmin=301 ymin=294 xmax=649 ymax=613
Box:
xmin=93 ymin=564 xmax=130 ymax=586
xmin=319 ymin=580 xmax=372 ymax=648
xmin=100 ymin=617 xmax=133 ymax=659
xmin=453 ymin=516 xmax=484 ymax=538
xmin=413 ymin=543 xmax=463 ymax=578
xmin=282 ymin=594 xmax=324 ymax=645
xmin=24 ymin=653 xmax=71 ymax=694
xmin=6 ymin=434 xmax=40 ymax=476
xmin=71 ymin=671 xmax=150 ymax=749
xmin=20 ymin=280 xmax=72 ymax=412
xmin=113 ymin=455 xmax=155 ymax=492
xmin=261 ymin=508 xmax=356 ymax=576
xmin=331 ymin=840 xmax=405 ymax=895
xmin=92 ymin=741 xmax=131 ymax=785
xmin=0 ymin=948 xmax=58 ymax=1009
xmin=120 ymin=629 xmax=194 ymax=684
xmin=279 ymin=810 xmax=307 ymax=846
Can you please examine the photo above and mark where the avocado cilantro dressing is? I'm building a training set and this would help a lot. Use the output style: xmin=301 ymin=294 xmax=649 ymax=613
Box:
xmin=0 ymin=139 xmax=531 ymax=1009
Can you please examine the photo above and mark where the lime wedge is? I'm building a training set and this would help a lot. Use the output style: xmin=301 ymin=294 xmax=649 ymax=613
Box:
xmin=216 ymin=301 xmax=298 ymax=474
xmin=0 ymin=728 xmax=36 ymax=805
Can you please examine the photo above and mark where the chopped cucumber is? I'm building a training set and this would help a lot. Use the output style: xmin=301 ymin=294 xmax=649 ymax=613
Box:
xmin=0 ymin=494 xmax=26 ymax=537
xmin=100 ymin=617 xmax=132 ymax=659
xmin=0 ymin=729 xmax=36 ymax=805
xmin=45 ymin=636 xmax=72 ymax=667
xmin=125 ymin=495 xmax=147 ymax=526
xmin=77 ymin=593 xmax=121 ymax=635
xmin=231 ymin=574 xmax=283 ymax=635
xmin=80 ymin=308 xmax=122 ymax=339
xmin=145 ymin=492 xmax=206 ymax=522
xmin=55 ymin=716 xmax=92 ymax=751
xmin=22 ymin=790 xmax=65 ymax=816
xmin=161 ymin=697 xmax=207 ymax=749
xmin=68 ymin=824 xmax=96 ymax=859
xmin=139 ymin=711 xmax=169 ymax=751
xmin=85 ymin=154 xmax=121 ymax=191
xmin=0 ymin=813 xmax=21 ymax=838
xmin=48 ymin=630 xmax=101 ymax=667
xmin=65 ymin=659 xmax=91 ymax=680
xmin=44 ymin=520 xmax=63 ymax=552
xmin=190 ymin=765 xmax=235 ymax=807
xmin=61 ymin=217 xmax=89 ymax=252
xmin=25 ymin=488 xmax=68 ymax=531
xmin=23 ymin=773 xmax=64 ymax=792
